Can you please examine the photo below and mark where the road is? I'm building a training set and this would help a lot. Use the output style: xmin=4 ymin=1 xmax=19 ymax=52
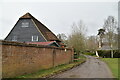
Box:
xmin=51 ymin=55 xmax=113 ymax=78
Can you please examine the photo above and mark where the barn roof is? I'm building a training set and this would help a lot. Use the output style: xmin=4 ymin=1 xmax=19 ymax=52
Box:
xmin=20 ymin=13 xmax=61 ymax=42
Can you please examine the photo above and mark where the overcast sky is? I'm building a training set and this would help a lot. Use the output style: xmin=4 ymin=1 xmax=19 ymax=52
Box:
xmin=0 ymin=0 xmax=118 ymax=39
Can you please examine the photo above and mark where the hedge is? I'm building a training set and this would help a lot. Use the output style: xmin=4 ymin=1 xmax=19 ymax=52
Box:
xmin=84 ymin=52 xmax=95 ymax=56
xmin=97 ymin=50 xmax=120 ymax=58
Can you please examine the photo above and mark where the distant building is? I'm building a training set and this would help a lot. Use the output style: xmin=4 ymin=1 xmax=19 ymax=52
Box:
xmin=5 ymin=13 xmax=62 ymax=47
xmin=98 ymin=36 xmax=112 ymax=50
xmin=97 ymin=30 xmax=117 ymax=50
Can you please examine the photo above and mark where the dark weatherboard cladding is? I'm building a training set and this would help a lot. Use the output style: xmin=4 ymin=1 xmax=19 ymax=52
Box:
xmin=5 ymin=19 xmax=46 ymax=42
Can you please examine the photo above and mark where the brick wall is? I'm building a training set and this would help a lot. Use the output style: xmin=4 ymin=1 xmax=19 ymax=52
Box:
xmin=1 ymin=40 xmax=74 ymax=78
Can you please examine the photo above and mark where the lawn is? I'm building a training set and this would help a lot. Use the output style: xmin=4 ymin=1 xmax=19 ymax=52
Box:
xmin=16 ymin=55 xmax=86 ymax=78
xmin=101 ymin=58 xmax=119 ymax=78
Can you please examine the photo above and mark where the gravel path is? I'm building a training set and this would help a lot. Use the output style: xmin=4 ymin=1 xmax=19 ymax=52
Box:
xmin=51 ymin=55 xmax=113 ymax=78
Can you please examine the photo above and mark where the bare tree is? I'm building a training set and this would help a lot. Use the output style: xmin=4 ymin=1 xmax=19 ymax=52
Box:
xmin=68 ymin=20 xmax=87 ymax=53
xmin=103 ymin=16 xmax=118 ymax=58
xmin=57 ymin=33 xmax=68 ymax=47
xmin=86 ymin=36 xmax=98 ymax=52
xmin=57 ymin=33 xmax=67 ymax=41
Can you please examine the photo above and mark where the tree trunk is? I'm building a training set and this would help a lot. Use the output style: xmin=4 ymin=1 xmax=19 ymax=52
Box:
xmin=111 ymin=50 xmax=113 ymax=58
xmin=111 ymin=44 xmax=113 ymax=58
xmin=96 ymin=51 xmax=99 ymax=57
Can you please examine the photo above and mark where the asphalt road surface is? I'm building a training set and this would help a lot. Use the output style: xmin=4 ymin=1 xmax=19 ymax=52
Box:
xmin=51 ymin=55 xmax=113 ymax=78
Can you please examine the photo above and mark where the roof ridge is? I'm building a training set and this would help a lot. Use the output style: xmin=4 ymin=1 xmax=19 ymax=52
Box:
xmin=20 ymin=12 xmax=33 ymax=18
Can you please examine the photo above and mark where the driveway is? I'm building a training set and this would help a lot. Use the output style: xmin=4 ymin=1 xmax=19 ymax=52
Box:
xmin=51 ymin=55 xmax=113 ymax=78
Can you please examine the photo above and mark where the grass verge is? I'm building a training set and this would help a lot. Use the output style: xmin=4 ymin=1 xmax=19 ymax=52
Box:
xmin=16 ymin=56 xmax=86 ymax=78
xmin=101 ymin=58 xmax=119 ymax=78
xmin=84 ymin=52 xmax=96 ymax=57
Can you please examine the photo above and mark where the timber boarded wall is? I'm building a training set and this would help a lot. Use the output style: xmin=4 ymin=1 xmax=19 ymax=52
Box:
xmin=1 ymin=40 xmax=74 ymax=78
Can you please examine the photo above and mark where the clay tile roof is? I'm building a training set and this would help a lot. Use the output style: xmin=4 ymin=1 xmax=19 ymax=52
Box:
xmin=20 ymin=13 xmax=61 ymax=42
xmin=20 ymin=12 xmax=32 ymax=18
